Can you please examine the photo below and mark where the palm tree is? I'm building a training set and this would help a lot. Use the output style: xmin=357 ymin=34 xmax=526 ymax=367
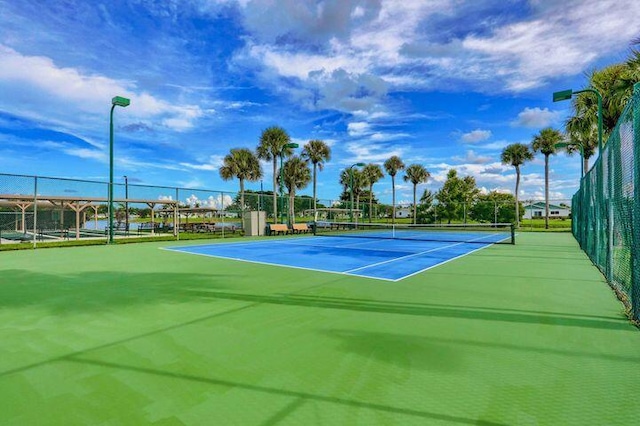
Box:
xmin=531 ymin=128 xmax=563 ymax=229
xmin=565 ymin=116 xmax=596 ymax=174
xmin=301 ymin=139 xmax=331 ymax=218
xmin=361 ymin=163 xmax=384 ymax=222
xmin=384 ymin=156 xmax=405 ymax=224
xmin=256 ymin=126 xmax=292 ymax=223
xmin=403 ymin=164 xmax=430 ymax=224
xmin=501 ymin=143 xmax=533 ymax=228
xmin=219 ymin=148 xmax=263 ymax=212
xmin=281 ymin=156 xmax=311 ymax=224
xmin=339 ymin=168 xmax=366 ymax=219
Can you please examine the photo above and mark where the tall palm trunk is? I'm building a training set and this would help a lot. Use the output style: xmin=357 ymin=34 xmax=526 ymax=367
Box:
xmin=312 ymin=163 xmax=317 ymax=217
xmin=289 ymin=191 xmax=295 ymax=224
xmin=515 ymin=166 xmax=521 ymax=228
xmin=391 ymin=176 xmax=396 ymax=224
xmin=368 ymin=184 xmax=374 ymax=223
xmin=412 ymin=184 xmax=417 ymax=225
xmin=544 ymin=154 xmax=549 ymax=229
xmin=583 ymin=157 xmax=589 ymax=177
xmin=239 ymin=178 xmax=245 ymax=214
xmin=272 ymin=160 xmax=278 ymax=222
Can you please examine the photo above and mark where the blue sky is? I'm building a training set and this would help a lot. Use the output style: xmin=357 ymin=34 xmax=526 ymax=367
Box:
xmin=1 ymin=0 xmax=639 ymax=206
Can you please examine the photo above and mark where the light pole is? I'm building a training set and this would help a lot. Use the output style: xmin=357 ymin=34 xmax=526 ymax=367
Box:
xmin=123 ymin=175 xmax=129 ymax=235
xmin=109 ymin=96 xmax=130 ymax=244
xmin=553 ymin=88 xmax=605 ymax=273
xmin=279 ymin=142 xmax=298 ymax=224
xmin=349 ymin=163 xmax=365 ymax=222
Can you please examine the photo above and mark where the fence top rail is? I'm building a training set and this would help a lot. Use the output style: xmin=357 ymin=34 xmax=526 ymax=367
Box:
xmin=0 ymin=194 xmax=178 ymax=205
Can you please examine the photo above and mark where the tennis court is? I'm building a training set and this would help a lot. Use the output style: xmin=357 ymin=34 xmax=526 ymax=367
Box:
xmin=164 ymin=223 xmax=513 ymax=281
xmin=1 ymin=232 xmax=639 ymax=425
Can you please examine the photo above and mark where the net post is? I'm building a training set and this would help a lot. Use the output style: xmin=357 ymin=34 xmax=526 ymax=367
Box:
xmin=510 ymin=222 xmax=515 ymax=245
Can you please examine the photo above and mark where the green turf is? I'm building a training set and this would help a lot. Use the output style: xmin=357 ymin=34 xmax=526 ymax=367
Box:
xmin=1 ymin=233 xmax=639 ymax=425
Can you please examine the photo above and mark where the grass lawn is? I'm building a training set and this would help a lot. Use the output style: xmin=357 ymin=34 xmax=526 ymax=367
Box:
xmin=1 ymin=233 xmax=639 ymax=425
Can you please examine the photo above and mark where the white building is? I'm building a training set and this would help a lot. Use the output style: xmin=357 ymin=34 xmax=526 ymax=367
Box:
xmin=395 ymin=207 xmax=412 ymax=219
xmin=523 ymin=202 xmax=570 ymax=219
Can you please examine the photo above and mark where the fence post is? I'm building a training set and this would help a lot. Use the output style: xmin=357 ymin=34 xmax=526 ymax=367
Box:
xmin=607 ymin=138 xmax=614 ymax=282
xmin=175 ymin=187 xmax=179 ymax=240
xmin=632 ymin=83 xmax=640 ymax=321
xmin=32 ymin=176 xmax=38 ymax=248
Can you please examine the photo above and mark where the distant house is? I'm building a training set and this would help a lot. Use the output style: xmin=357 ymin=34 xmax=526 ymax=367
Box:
xmin=395 ymin=207 xmax=412 ymax=219
xmin=523 ymin=202 xmax=570 ymax=219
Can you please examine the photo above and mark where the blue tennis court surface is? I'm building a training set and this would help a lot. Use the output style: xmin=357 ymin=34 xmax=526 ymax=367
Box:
xmin=164 ymin=231 xmax=509 ymax=281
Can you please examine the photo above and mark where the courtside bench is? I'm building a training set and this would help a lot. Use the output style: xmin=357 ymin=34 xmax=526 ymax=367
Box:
xmin=268 ymin=224 xmax=289 ymax=235
xmin=291 ymin=223 xmax=310 ymax=234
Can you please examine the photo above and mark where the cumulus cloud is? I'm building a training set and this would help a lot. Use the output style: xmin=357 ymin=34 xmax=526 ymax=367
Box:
xmin=179 ymin=155 xmax=224 ymax=171
xmin=513 ymin=107 xmax=561 ymax=128
xmin=461 ymin=129 xmax=492 ymax=143
xmin=344 ymin=141 xmax=404 ymax=164
xmin=452 ymin=150 xmax=493 ymax=164
xmin=233 ymin=0 xmax=640 ymax=101
xmin=0 ymin=45 xmax=205 ymax=132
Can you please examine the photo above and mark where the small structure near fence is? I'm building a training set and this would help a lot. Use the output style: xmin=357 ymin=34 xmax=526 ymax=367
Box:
xmin=523 ymin=202 xmax=571 ymax=219
xmin=0 ymin=193 xmax=178 ymax=242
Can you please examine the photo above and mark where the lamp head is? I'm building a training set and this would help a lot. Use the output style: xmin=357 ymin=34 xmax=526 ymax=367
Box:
xmin=552 ymin=90 xmax=573 ymax=102
xmin=112 ymin=96 xmax=131 ymax=107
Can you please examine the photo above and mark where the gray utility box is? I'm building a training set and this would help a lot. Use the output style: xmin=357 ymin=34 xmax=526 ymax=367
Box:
xmin=242 ymin=211 xmax=266 ymax=236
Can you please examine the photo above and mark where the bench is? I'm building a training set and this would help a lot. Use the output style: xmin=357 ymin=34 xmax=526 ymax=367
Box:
xmin=291 ymin=223 xmax=310 ymax=234
xmin=268 ymin=223 xmax=289 ymax=235
xmin=137 ymin=223 xmax=158 ymax=234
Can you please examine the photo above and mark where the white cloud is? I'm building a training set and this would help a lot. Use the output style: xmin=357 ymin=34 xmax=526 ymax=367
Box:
xmin=0 ymin=45 xmax=205 ymax=132
xmin=461 ymin=129 xmax=492 ymax=143
xmin=344 ymin=141 xmax=404 ymax=164
xmin=452 ymin=150 xmax=493 ymax=165
xmin=234 ymin=0 xmax=640 ymax=100
xmin=179 ymin=155 xmax=224 ymax=171
xmin=513 ymin=107 xmax=561 ymax=128
xmin=347 ymin=121 xmax=371 ymax=137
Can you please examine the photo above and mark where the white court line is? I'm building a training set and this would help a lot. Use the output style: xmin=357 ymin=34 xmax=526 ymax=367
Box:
xmin=386 ymin=242 xmax=500 ymax=282
xmin=343 ymin=233 xmax=503 ymax=274
xmin=162 ymin=246 xmax=397 ymax=282
xmin=161 ymin=231 xmax=511 ymax=282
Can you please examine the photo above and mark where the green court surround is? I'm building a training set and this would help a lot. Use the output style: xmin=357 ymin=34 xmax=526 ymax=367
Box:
xmin=1 ymin=233 xmax=639 ymax=425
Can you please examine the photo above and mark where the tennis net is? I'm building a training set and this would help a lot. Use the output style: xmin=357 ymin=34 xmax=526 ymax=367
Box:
xmin=312 ymin=221 xmax=515 ymax=244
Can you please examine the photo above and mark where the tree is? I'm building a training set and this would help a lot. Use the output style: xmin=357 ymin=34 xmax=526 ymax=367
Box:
xmin=281 ymin=156 xmax=311 ymax=224
xmin=403 ymin=164 xmax=430 ymax=224
xmin=219 ymin=148 xmax=263 ymax=213
xmin=531 ymin=127 xmax=563 ymax=229
xmin=256 ymin=126 xmax=292 ymax=222
xmin=339 ymin=168 xmax=366 ymax=219
xmin=361 ymin=163 xmax=384 ymax=222
xmin=501 ymin=143 xmax=534 ymax=228
xmin=383 ymin=155 xmax=405 ymax=223
xmin=301 ymin=139 xmax=331 ymax=218
xmin=416 ymin=189 xmax=437 ymax=224
xmin=470 ymin=192 xmax=519 ymax=224
xmin=435 ymin=169 xmax=478 ymax=224
xmin=565 ymin=116 xmax=596 ymax=174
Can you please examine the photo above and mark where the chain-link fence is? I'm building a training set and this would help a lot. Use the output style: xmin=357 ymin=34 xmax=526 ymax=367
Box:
xmin=572 ymin=83 xmax=640 ymax=322
xmin=0 ymin=174 xmax=250 ymax=245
